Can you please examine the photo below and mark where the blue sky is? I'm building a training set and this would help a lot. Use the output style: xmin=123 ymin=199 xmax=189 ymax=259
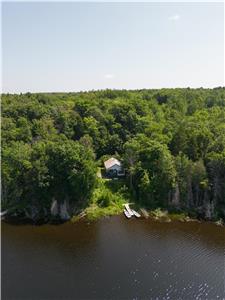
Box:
xmin=2 ymin=2 xmax=224 ymax=93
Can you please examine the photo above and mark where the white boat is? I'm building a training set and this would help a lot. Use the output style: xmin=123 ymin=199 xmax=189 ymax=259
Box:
xmin=123 ymin=209 xmax=132 ymax=219
xmin=132 ymin=210 xmax=141 ymax=218
xmin=124 ymin=204 xmax=134 ymax=216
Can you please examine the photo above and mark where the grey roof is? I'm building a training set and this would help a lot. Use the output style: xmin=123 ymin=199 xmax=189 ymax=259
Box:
xmin=104 ymin=157 xmax=121 ymax=170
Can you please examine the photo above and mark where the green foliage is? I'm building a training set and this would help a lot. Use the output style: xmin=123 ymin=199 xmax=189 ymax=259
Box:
xmin=2 ymin=138 xmax=96 ymax=214
xmin=2 ymin=88 xmax=225 ymax=220
xmin=136 ymin=139 xmax=176 ymax=207
xmin=84 ymin=178 xmax=128 ymax=220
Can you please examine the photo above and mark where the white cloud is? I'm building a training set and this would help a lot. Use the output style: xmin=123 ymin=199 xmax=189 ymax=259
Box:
xmin=104 ymin=74 xmax=115 ymax=79
xmin=168 ymin=14 xmax=180 ymax=21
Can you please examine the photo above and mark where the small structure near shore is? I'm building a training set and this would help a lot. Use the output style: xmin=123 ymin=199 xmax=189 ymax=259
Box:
xmin=124 ymin=203 xmax=134 ymax=216
xmin=123 ymin=203 xmax=141 ymax=219
xmin=104 ymin=157 xmax=125 ymax=178
xmin=124 ymin=209 xmax=132 ymax=219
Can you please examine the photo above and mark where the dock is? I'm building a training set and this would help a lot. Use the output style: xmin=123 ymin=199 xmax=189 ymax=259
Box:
xmin=124 ymin=204 xmax=134 ymax=216
xmin=123 ymin=204 xmax=141 ymax=219
xmin=123 ymin=209 xmax=132 ymax=219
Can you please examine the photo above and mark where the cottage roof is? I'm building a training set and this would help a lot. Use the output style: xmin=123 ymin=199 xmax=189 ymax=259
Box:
xmin=104 ymin=157 xmax=121 ymax=170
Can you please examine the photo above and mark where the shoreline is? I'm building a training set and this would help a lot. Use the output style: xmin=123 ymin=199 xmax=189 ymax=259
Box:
xmin=3 ymin=206 xmax=223 ymax=226
xmin=71 ymin=207 xmax=224 ymax=226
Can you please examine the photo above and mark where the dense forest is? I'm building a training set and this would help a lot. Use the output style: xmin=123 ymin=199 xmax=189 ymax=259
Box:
xmin=2 ymin=88 xmax=225 ymax=222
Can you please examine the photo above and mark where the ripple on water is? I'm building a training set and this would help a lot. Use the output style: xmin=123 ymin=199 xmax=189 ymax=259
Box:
xmin=1 ymin=218 xmax=225 ymax=300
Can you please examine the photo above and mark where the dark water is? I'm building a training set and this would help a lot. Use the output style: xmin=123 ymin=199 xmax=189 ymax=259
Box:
xmin=2 ymin=216 xmax=225 ymax=300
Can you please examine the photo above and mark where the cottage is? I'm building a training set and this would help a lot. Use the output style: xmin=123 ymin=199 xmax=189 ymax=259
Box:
xmin=104 ymin=157 xmax=124 ymax=177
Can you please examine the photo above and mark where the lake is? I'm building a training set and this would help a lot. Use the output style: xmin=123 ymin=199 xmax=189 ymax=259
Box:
xmin=2 ymin=216 xmax=225 ymax=299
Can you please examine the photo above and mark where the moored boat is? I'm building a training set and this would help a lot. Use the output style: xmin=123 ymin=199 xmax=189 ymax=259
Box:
xmin=123 ymin=209 xmax=132 ymax=219
xmin=124 ymin=204 xmax=134 ymax=216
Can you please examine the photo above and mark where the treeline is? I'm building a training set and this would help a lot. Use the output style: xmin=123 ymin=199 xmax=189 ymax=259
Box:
xmin=2 ymin=88 xmax=225 ymax=220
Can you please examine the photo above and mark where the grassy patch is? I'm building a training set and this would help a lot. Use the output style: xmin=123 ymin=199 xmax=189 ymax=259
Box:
xmin=169 ymin=213 xmax=187 ymax=221
xmin=85 ymin=203 xmax=122 ymax=221
xmin=72 ymin=178 xmax=129 ymax=221
xmin=150 ymin=208 xmax=171 ymax=222
xmin=148 ymin=208 xmax=191 ymax=222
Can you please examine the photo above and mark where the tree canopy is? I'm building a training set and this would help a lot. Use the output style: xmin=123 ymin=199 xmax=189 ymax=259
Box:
xmin=2 ymin=88 xmax=225 ymax=220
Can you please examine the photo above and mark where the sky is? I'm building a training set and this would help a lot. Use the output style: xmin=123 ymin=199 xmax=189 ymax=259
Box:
xmin=1 ymin=2 xmax=224 ymax=93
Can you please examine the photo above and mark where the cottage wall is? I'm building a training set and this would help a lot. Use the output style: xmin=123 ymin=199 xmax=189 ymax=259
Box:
xmin=107 ymin=164 xmax=122 ymax=173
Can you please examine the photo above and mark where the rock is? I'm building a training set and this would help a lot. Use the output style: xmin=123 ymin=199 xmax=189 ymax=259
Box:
xmin=215 ymin=219 xmax=224 ymax=226
xmin=140 ymin=208 xmax=149 ymax=219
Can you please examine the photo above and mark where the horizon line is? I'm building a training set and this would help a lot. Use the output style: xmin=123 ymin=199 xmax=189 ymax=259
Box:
xmin=1 ymin=85 xmax=225 ymax=95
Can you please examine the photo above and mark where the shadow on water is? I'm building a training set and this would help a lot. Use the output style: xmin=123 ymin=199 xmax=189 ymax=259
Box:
xmin=2 ymin=217 xmax=225 ymax=300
